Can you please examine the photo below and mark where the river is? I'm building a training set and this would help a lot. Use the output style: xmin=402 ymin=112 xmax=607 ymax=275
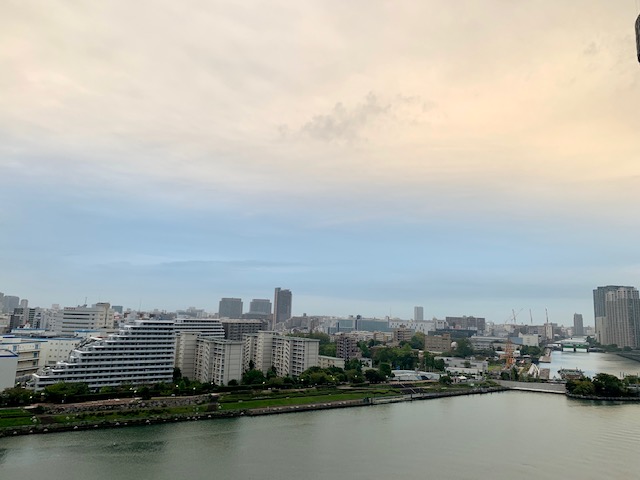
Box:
xmin=545 ymin=349 xmax=640 ymax=379
xmin=2 ymin=351 xmax=639 ymax=479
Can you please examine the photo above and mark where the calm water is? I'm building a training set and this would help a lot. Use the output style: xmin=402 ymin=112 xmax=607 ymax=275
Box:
xmin=1 ymin=391 xmax=639 ymax=480
xmin=546 ymin=350 xmax=640 ymax=379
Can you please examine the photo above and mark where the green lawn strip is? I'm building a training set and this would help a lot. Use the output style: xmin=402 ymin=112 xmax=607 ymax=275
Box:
xmin=50 ymin=405 xmax=209 ymax=425
xmin=219 ymin=392 xmax=399 ymax=410
xmin=0 ymin=417 xmax=35 ymax=427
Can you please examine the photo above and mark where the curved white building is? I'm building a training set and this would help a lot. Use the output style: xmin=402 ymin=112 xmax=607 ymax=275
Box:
xmin=31 ymin=318 xmax=175 ymax=391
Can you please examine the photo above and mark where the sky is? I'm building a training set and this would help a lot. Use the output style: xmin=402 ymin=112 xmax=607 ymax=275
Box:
xmin=1 ymin=1 xmax=640 ymax=325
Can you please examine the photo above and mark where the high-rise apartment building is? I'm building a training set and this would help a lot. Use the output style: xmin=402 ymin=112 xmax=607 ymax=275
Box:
xmin=414 ymin=306 xmax=424 ymax=321
xmin=594 ymin=286 xmax=640 ymax=348
xmin=220 ymin=319 xmax=267 ymax=341
xmin=573 ymin=313 xmax=584 ymax=336
xmin=273 ymin=288 xmax=292 ymax=326
xmin=249 ymin=299 xmax=272 ymax=316
xmin=243 ymin=331 xmax=318 ymax=377
xmin=194 ymin=338 xmax=244 ymax=386
xmin=218 ymin=298 xmax=243 ymax=319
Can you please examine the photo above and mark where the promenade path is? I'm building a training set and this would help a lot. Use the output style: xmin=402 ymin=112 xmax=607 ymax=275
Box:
xmin=496 ymin=380 xmax=566 ymax=394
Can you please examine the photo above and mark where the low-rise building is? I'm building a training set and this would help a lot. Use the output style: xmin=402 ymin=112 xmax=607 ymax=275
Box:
xmin=424 ymin=333 xmax=452 ymax=353
xmin=318 ymin=355 xmax=345 ymax=369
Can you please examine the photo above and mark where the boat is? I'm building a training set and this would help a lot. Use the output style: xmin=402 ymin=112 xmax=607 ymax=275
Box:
xmin=558 ymin=368 xmax=584 ymax=380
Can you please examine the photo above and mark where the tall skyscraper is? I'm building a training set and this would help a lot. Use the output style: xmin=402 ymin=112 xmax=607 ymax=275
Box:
xmin=414 ymin=306 xmax=424 ymax=321
xmin=218 ymin=298 xmax=243 ymax=319
xmin=273 ymin=288 xmax=292 ymax=326
xmin=594 ymin=285 xmax=640 ymax=348
xmin=573 ymin=313 xmax=584 ymax=336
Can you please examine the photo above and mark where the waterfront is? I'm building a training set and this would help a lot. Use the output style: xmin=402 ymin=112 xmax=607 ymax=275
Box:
xmin=545 ymin=350 xmax=640 ymax=379
xmin=1 ymin=391 xmax=639 ymax=480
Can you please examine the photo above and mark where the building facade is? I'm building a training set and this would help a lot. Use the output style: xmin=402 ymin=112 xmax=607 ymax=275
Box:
xmin=194 ymin=338 xmax=243 ymax=386
xmin=243 ymin=331 xmax=318 ymax=377
xmin=414 ymin=306 xmax=424 ymax=321
xmin=218 ymin=298 xmax=243 ymax=319
xmin=31 ymin=318 xmax=176 ymax=391
xmin=594 ymin=286 xmax=640 ymax=348
xmin=573 ymin=313 xmax=584 ymax=336
xmin=273 ymin=288 xmax=292 ymax=326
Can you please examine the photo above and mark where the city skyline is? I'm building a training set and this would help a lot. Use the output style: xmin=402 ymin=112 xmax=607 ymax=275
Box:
xmin=2 ymin=3 xmax=640 ymax=324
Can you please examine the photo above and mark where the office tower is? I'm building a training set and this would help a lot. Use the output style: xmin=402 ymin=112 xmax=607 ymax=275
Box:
xmin=249 ymin=299 xmax=272 ymax=316
xmin=414 ymin=306 xmax=424 ymax=321
xmin=2 ymin=296 xmax=19 ymax=314
xmin=573 ymin=313 xmax=584 ymax=336
xmin=218 ymin=298 xmax=243 ymax=319
xmin=273 ymin=288 xmax=292 ymax=325
xmin=31 ymin=317 xmax=176 ymax=391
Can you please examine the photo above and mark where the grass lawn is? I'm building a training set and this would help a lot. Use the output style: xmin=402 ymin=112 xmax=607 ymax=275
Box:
xmin=219 ymin=391 xmax=398 ymax=410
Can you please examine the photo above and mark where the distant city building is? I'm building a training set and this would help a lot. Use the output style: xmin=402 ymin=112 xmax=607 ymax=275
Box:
xmin=424 ymin=333 xmax=452 ymax=353
xmin=393 ymin=328 xmax=414 ymax=344
xmin=51 ymin=303 xmax=115 ymax=334
xmin=573 ymin=313 xmax=584 ymax=336
xmin=2 ymin=296 xmax=20 ymax=315
xmin=445 ymin=316 xmax=486 ymax=334
xmin=218 ymin=298 xmax=243 ymax=319
xmin=112 ymin=305 xmax=124 ymax=314
xmin=31 ymin=318 xmax=176 ymax=391
xmin=220 ymin=319 xmax=267 ymax=341
xmin=273 ymin=288 xmax=292 ymax=326
xmin=249 ymin=299 xmax=272 ymax=316
xmin=414 ymin=306 xmax=424 ymax=321
xmin=335 ymin=334 xmax=359 ymax=361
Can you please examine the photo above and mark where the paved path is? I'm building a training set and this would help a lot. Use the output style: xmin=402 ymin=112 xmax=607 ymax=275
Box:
xmin=496 ymin=380 xmax=566 ymax=394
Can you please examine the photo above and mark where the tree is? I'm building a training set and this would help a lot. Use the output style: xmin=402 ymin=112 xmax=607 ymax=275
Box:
xmin=453 ymin=338 xmax=474 ymax=358
xmin=410 ymin=333 xmax=425 ymax=350
xmin=439 ymin=375 xmax=452 ymax=385
xmin=593 ymin=373 xmax=625 ymax=397
xmin=242 ymin=369 xmax=266 ymax=385
xmin=173 ymin=367 xmax=183 ymax=383
xmin=364 ymin=369 xmax=386 ymax=383
xmin=0 ymin=386 xmax=32 ymax=407
xmin=345 ymin=358 xmax=362 ymax=372
xmin=379 ymin=362 xmax=392 ymax=377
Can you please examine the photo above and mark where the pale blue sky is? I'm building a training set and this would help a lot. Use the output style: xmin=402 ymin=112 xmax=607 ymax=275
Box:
xmin=2 ymin=2 xmax=640 ymax=324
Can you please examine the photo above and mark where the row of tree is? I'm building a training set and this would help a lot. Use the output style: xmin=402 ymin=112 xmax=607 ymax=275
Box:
xmin=566 ymin=373 xmax=639 ymax=397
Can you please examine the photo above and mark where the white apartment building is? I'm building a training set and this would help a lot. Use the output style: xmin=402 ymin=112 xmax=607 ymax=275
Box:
xmin=0 ymin=349 xmax=18 ymax=390
xmin=174 ymin=319 xmax=225 ymax=379
xmin=194 ymin=338 xmax=243 ymax=386
xmin=39 ymin=337 xmax=84 ymax=366
xmin=0 ymin=336 xmax=45 ymax=382
xmin=31 ymin=318 xmax=175 ymax=391
xmin=243 ymin=332 xmax=319 ymax=377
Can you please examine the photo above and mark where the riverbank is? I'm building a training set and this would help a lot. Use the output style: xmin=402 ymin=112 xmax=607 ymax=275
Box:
xmin=0 ymin=385 xmax=506 ymax=437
